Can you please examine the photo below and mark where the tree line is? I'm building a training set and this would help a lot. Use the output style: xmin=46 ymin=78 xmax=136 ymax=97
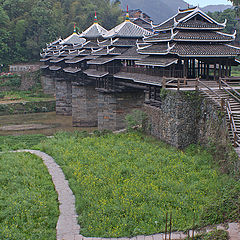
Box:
xmin=0 ymin=0 xmax=239 ymax=68
xmin=0 ymin=0 xmax=122 ymax=68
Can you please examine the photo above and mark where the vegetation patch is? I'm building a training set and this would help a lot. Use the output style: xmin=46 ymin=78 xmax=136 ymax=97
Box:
xmin=0 ymin=134 xmax=47 ymax=151
xmin=0 ymin=152 xmax=58 ymax=239
xmin=38 ymin=132 xmax=240 ymax=238
xmin=0 ymin=74 xmax=21 ymax=88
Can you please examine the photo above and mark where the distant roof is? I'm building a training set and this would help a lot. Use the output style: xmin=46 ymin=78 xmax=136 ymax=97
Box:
xmin=103 ymin=20 xmax=152 ymax=38
xmin=79 ymin=23 xmax=108 ymax=39
xmin=60 ymin=33 xmax=86 ymax=45
xmin=153 ymin=6 xmax=226 ymax=31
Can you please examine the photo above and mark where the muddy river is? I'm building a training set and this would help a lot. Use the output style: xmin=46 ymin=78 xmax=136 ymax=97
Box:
xmin=0 ymin=112 xmax=96 ymax=136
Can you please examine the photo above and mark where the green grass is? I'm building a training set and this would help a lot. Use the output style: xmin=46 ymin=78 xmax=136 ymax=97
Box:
xmin=0 ymin=134 xmax=47 ymax=151
xmin=193 ymin=229 xmax=228 ymax=240
xmin=0 ymin=152 xmax=59 ymax=239
xmin=37 ymin=131 xmax=240 ymax=238
xmin=0 ymin=90 xmax=54 ymax=102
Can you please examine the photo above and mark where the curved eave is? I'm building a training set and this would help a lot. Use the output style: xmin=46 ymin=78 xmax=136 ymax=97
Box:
xmin=138 ymin=52 xmax=169 ymax=55
xmin=174 ymin=39 xmax=234 ymax=42
xmin=176 ymin=26 xmax=225 ymax=30
xmin=144 ymin=38 xmax=172 ymax=43
xmin=174 ymin=54 xmax=239 ymax=57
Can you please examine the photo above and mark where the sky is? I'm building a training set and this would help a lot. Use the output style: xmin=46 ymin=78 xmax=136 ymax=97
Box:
xmin=186 ymin=0 xmax=232 ymax=7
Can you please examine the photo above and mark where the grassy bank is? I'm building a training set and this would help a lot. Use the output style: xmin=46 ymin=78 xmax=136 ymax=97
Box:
xmin=37 ymin=131 xmax=240 ymax=238
xmin=0 ymin=134 xmax=47 ymax=151
xmin=0 ymin=152 xmax=59 ymax=239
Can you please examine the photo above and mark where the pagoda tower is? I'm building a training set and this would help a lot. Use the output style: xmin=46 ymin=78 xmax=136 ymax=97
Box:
xmin=135 ymin=6 xmax=240 ymax=80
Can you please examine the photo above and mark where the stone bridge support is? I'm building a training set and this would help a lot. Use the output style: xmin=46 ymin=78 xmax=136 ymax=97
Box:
xmin=40 ymin=75 xmax=56 ymax=96
xmin=72 ymin=83 xmax=98 ymax=127
xmin=55 ymin=78 xmax=72 ymax=116
xmin=98 ymin=90 xmax=145 ymax=131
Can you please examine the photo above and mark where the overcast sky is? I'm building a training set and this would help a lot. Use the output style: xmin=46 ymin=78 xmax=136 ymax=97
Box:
xmin=186 ymin=0 xmax=232 ymax=7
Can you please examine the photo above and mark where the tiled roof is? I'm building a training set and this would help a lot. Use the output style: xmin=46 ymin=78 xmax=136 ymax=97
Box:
xmin=82 ymin=41 xmax=99 ymax=49
xmin=49 ymin=66 xmax=61 ymax=71
xmin=50 ymin=57 xmax=66 ymax=63
xmin=138 ymin=43 xmax=169 ymax=55
xmin=60 ymin=33 xmax=86 ymax=45
xmin=78 ymin=49 xmax=92 ymax=56
xmin=40 ymin=57 xmax=52 ymax=62
xmin=65 ymin=57 xmax=86 ymax=64
xmin=103 ymin=20 xmax=152 ymax=38
xmin=112 ymin=38 xmax=137 ymax=47
xmin=133 ymin=18 xmax=152 ymax=30
xmin=174 ymin=31 xmax=234 ymax=41
xmin=114 ymin=72 xmax=163 ymax=86
xmin=92 ymin=48 xmax=109 ymax=56
xmin=98 ymin=39 xmax=111 ymax=47
xmin=144 ymin=32 xmax=172 ymax=42
xmin=153 ymin=11 xmax=193 ymax=31
xmin=40 ymin=65 xmax=49 ymax=69
xmin=170 ymin=43 xmax=240 ymax=56
xmin=87 ymin=57 xmax=115 ymax=65
xmin=177 ymin=20 xmax=224 ymax=29
xmin=109 ymin=47 xmax=129 ymax=55
xmin=136 ymin=56 xmax=178 ymax=67
xmin=63 ymin=67 xmax=81 ymax=73
xmin=79 ymin=23 xmax=108 ymax=39
xmin=114 ymin=46 xmax=146 ymax=60
xmin=83 ymin=69 xmax=109 ymax=78
xmin=153 ymin=7 xmax=225 ymax=31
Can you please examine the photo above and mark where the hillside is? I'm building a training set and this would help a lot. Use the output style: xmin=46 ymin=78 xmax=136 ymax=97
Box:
xmin=0 ymin=0 xmax=122 ymax=67
xmin=202 ymin=4 xmax=233 ymax=13
xmin=120 ymin=0 xmax=233 ymax=23
xmin=120 ymin=0 xmax=188 ymax=23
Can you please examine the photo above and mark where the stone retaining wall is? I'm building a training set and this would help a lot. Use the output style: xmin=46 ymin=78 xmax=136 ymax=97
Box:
xmin=144 ymin=90 xmax=229 ymax=149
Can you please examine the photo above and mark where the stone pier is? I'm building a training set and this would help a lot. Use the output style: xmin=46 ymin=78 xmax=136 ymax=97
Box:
xmin=98 ymin=90 xmax=145 ymax=131
xmin=41 ymin=75 xmax=56 ymax=96
xmin=55 ymin=78 xmax=72 ymax=116
xmin=72 ymin=84 xmax=98 ymax=127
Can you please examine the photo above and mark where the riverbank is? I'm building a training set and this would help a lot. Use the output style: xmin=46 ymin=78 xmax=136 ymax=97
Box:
xmin=0 ymin=112 xmax=96 ymax=136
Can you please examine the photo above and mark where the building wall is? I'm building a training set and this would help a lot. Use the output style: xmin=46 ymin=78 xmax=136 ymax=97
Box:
xmin=55 ymin=79 xmax=72 ymax=116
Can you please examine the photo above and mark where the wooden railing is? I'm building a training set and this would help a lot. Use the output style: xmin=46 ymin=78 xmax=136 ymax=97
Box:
xmin=226 ymin=100 xmax=240 ymax=147
xmin=120 ymin=66 xmax=184 ymax=78
xmin=219 ymin=78 xmax=240 ymax=103
xmin=196 ymin=78 xmax=240 ymax=147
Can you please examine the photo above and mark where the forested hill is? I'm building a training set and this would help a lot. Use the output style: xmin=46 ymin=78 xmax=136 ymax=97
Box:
xmin=0 ymin=0 xmax=122 ymax=67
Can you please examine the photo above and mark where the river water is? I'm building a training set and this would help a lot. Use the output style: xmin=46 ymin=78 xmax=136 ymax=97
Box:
xmin=0 ymin=112 xmax=96 ymax=136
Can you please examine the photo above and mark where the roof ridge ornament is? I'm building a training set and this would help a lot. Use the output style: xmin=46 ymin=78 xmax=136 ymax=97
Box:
xmin=94 ymin=11 xmax=98 ymax=24
xmin=126 ymin=5 xmax=130 ymax=22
